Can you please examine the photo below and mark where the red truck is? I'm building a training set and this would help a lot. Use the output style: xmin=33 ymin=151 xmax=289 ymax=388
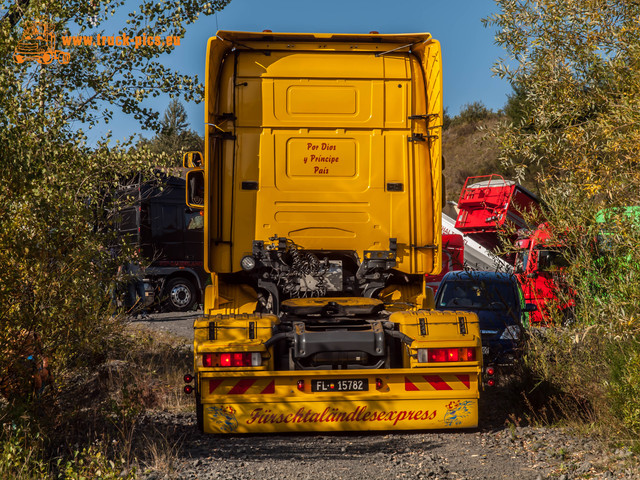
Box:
xmin=514 ymin=223 xmax=573 ymax=324
xmin=454 ymin=174 xmax=541 ymax=253
xmin=455 ymin=175 xmax=573 ymax=325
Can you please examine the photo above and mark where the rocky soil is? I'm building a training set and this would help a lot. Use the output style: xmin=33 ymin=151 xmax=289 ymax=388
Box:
xmin=131 ymin=313 xmax=638 ymax=480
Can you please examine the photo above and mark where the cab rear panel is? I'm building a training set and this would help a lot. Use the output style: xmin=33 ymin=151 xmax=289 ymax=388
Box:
xmin=205 ymin=31 xmax=442 ymax=277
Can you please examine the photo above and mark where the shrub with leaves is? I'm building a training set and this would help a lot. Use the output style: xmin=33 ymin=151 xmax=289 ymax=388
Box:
xmin=0 ymin=0 xmax=228 ymax=474
xmin=486 ymin=1 xmax=640 ymax=440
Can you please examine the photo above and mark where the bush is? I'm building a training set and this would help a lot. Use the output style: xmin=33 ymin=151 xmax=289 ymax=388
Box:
xmin=486 ymin=0 xmax=640 ymax=445
xmin=449 ymin=101 xmax=494 ymax=128
xmin=0 ymin=422 xmax=48 ymax=480
xmin=607 ymin=338 xmax=640 ymax=441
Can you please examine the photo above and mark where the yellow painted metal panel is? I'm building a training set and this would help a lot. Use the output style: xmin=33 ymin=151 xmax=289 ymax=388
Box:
xmin=199 ymin=368 xmax=478 ymax=433
xmin=393 ymin=309 xmax=481 ymax=341
xmin=273 ymin=131 xmax=371 ymax=191
xmin=202 ymin=398 xmax=478 ymax=433
xmin=194 ymin=314 xmax=279 ymax=344
xmin=269 ymin=78 xmax=384 ymax=128
xmin=288 ymin=85 xmax=357 ymax=115
xmin=205 ymin=32 xmax=443 ymax=275
xmin=235 ymin=78 xmax=262 ymax=127
xmin=203 ymin=280 xmax=259 ymax=316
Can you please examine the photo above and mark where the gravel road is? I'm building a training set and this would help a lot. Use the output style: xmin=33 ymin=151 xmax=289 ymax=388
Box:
xmin=131 ymin=312 xmax=638 ymax=480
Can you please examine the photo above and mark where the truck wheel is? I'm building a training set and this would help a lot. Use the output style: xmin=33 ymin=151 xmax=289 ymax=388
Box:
xmin=163 ymin=277 xmax=197 ymax=312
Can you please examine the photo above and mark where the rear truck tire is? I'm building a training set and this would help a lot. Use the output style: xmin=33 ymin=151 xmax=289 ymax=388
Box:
xmin=163 ymin=277 xmax=197 ymax=312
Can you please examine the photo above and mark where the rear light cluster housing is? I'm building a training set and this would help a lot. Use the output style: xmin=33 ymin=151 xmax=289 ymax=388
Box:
xmin=485 ymin=366 xmax=496 ymax=387
xmin=416 ymin=347 xmax=476 ymax=363
xmin=202 ymin=352 xmax=262 ymax=367
xmin=183 ymin=373 xmax=194 ymax=394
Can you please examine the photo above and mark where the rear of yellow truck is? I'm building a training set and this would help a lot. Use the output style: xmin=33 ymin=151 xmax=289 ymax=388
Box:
xmin=184 ymin=31 xmax=481 ymax=433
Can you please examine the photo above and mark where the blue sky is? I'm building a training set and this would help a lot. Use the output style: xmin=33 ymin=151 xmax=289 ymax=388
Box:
xmin=97 ymin=0 xmax=511 ymax=143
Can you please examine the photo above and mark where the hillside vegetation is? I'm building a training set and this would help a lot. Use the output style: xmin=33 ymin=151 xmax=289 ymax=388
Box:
xmin=442 ymin=105 xmax=504 ymax=202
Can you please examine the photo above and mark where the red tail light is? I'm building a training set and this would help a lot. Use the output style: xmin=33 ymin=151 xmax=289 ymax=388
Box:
xmin=425 ymin=347 xmax=476 ymax=362
xmin=485 ymin=365 xmax=496 ymax=387
xmin=224 ymin=353 xmax=251 ymax=367
xmin=202 ymin=353 xmax=213 ymax=367
xmin=202 ymin=352 xmax=262 ymax=367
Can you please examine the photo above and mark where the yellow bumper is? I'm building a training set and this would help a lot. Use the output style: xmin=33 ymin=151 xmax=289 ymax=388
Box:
xmin=198 ymin=367 xmax=480 ymax=433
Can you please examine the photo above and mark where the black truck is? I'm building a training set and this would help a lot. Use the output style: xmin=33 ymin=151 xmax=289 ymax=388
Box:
xmin=117 ymin=175 xmax=207 ymax=312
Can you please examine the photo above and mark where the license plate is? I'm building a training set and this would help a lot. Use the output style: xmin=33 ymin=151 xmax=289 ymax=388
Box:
xmin=311 ymin=378 xmax=369 ymax=392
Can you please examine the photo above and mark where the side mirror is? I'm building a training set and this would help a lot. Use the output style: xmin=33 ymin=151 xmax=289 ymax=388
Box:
xmin=186 ymin=169 xmax=205 ymax=209
xmin=523 ymin=303 xmax=537 ymax=312
xmin=183 ymin=151 xmax=203 ymax=168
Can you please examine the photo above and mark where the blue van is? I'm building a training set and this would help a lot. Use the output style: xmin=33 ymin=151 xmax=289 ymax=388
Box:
xmin=434 ymin=271 xmax=535 ymax=367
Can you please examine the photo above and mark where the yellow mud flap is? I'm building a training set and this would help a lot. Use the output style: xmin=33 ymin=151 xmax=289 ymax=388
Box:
xmin=199 ymin=367 xmax=479 ymax=433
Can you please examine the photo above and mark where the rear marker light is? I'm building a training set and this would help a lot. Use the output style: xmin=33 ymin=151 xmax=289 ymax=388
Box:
xmin=375 ymin=378 xmax=383 ymax=390
xmin=184 ymin=385 xmax=194 ymax=394
xmin=184 ymin=374 xmax=193 ymax=383
xmin=485 ymin=365 xmax=496 ymax=387
xmin=297 ymin=380 xmax=304 ymax=391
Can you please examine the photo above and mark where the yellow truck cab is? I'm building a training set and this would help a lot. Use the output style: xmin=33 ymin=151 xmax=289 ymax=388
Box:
xmin=185 ymin=31 xmax=482 ymax=433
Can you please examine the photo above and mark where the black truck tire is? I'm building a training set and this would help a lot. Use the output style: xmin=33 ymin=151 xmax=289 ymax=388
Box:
xmin=163 ymin=277 xmax=197 ymax=312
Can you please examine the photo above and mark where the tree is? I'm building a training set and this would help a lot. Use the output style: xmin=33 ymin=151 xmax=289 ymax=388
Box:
xmin=140 ymin=98 xmax=204 ymax=164
xmin=0 ymin=0 xmax=229 ymax=407
xmin=485 ymin=1 xmax=640 ymax=204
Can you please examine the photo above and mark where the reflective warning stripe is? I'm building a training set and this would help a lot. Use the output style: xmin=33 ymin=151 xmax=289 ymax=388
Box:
xmin=208 ymin=378 xmax=275 ymax=395
xmin=404 ymin=374 xmax=471 ymax=391
xmin=228 ymin=379 xmax=255 ymax=395
xmin=424 ymin=375 xmax=452 ymax=391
